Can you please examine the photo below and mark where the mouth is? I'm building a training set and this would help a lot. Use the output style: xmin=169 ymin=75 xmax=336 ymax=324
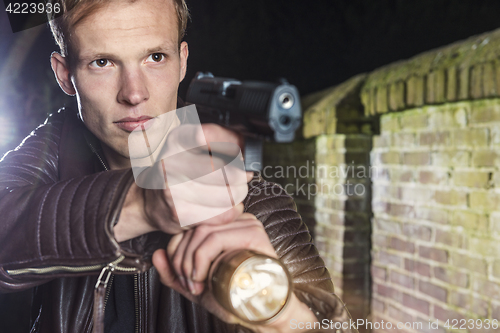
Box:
xmin=114 ymin=116 xmax=154 ymax=132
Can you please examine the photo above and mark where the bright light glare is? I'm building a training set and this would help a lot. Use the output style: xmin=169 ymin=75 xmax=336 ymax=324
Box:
xmin=229 ymin=257 xmax=289 ymax=322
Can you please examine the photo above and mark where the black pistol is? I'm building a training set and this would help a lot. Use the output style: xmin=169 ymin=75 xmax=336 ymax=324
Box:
xmin=185 ymin=72 xmax=302 ymax=171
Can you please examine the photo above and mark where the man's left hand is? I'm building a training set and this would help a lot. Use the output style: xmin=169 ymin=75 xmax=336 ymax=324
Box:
xmin=151 ymin=212 xmax=317 ymax=332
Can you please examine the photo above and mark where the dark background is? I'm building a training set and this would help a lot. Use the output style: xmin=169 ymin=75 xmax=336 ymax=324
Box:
xmin=1 ymin=0 xmax=500 ymax=331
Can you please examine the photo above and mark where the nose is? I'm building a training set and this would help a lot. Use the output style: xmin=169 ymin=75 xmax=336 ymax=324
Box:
xmin=117 ymin=67 xmax=150 ymax=106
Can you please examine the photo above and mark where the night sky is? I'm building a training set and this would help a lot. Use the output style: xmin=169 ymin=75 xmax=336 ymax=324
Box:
xmin=2 ymin=1 xmax=500 ymax=331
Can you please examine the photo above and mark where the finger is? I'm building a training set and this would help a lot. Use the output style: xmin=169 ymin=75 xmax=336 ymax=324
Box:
xmin=152 ymin=249 xmax=185 ymax=293
xmin=170 ymin=229 xmax=194 ymax=290
xmin=191 ymin=221 xmax=277 ymax=285
xmin=181 ymin=216 xmax=260 ymax=288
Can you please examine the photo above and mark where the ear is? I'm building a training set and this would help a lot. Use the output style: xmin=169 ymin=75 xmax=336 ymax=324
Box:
xmin=50 ymin=52 xmax=76 ymax=96
xmin=179 ymin=41 xmax=189 ymax=83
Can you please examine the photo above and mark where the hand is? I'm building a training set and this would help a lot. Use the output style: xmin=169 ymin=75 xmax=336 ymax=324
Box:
xmin=115 ymin=123 xmax=253 ymax=242
xmin=152 ymin=212 xmax=317 ymax=332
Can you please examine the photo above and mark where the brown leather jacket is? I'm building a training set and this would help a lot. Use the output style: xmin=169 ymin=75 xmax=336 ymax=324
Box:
xmin=0 ymin=108 xmax=353 ymax=333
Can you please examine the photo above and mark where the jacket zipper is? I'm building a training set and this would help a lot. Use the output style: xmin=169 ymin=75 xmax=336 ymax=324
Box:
xmin=6 ymin=255 xmax=130 ymax=276
xmin=86 ymin=139 xmax=109 ymax=172
xmin=134 ymin=274 xmax=140 ymax=333
xmin=86 ymin=132 xmax=142 ymax=333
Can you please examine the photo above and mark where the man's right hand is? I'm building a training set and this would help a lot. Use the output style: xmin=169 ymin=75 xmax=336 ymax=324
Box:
xmin=113 ymin=123 xmax=253 ymax=242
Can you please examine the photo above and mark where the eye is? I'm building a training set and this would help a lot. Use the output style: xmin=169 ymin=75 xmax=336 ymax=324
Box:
xmin=90 ymin=59 xmax=111 ymax=68
xmin=147 ymin=53 xmax=165 ymax=63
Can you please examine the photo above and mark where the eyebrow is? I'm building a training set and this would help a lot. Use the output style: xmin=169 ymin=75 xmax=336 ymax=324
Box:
xmin=78 ymin=45 xmax=176 ymax=63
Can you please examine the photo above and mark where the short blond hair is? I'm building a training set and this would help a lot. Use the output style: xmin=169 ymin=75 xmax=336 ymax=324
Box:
xmin=48 ymin=0 xmax=189 ymax=58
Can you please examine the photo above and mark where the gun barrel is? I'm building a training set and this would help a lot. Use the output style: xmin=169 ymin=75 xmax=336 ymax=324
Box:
xmin=186 ymin=72 xmax=302 ymax=143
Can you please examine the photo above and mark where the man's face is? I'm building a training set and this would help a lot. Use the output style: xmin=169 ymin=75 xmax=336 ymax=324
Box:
xmin=68 ymin=0 xmax=188 ymax=167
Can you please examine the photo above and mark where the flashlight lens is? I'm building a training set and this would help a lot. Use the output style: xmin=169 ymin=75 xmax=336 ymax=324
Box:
xmin=229 ymin=257 xmax=289 ymax=321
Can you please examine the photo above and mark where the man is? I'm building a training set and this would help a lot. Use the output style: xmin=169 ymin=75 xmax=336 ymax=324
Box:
xmin=0 ymin=0 xmax=353 ymax=332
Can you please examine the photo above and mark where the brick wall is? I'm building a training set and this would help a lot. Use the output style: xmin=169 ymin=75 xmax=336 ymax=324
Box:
xmin=371 ymin=99 xmax=500 ymax=333
xmin=314 ymin=134 xmax=372 ymax=324
xmin=264 ymin=133 xmax=373 ymax=325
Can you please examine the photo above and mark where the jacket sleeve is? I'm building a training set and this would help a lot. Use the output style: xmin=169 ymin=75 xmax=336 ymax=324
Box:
xmin=243 ymin=176 xmax=355 ymax=333
xmin=0 ymin=112 xmax=139 ymax=292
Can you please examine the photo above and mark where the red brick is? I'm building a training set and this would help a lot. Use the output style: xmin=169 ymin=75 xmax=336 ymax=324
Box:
xmin=446 ymin=66 xmax=458 ymax=101
xmin=458 ymin=66 xmax=470 ymax=100
xmin=406 ymin=75 xmax=425 ymax=107
xmin=389 ymin=237 xmax=415 ymax=253
xmin=418 ymin=170 xmax=449 ymax=185
xmin=452 ymin=210 xmax=489 ymax=231
xmin=395 ymin=170 xmax=414 ymax=182
xmin=387 ymin=304 xmax=414 ymax=323
xmin=374 ymin=218 xmax=402 ymax=234
xmin=377 ymin=251 xmax=403 ymax=267
xmin=419 ymin=131 xmax=451 ymax=147
xmin=399 ymin=110 xmax=427 ymax=129
xmin=371 ymin=265 xmax=387 ymax=281
xmin=450 ymin=253 xmax=487 ymax=276
xmin=433 ymin=304 xmax=466 ymax=322
xmin=472 ymin=150 xmax=498 ymax=167
xmin=469 ymin=237 xmax=500 ymax=257
xmin=402 ymin=293 xmax=430 ymax=315
xmin=469 ymin=190 xmax=499 ymax=210
xmin=449 ymin=291 xmax=468 ymax=309
xmin=373 ymin=234 xmax=389 ymax=248
xmin=452 ymin=171 xmax=491 ymax=188
xmin=404 ymin=259 xmax=431 ymax=277
xmin=470 ymin=102 xmax=500 ymax=124
xmin=472 ymin=278 xmax=500 ymax=299
xmin=433 ymin=266 xmax=469 ymax=288
xmin=428 ymin=106 xmax=467 ymax=129
xmin=419 ymin=246 xmax=448 ymax=263
xmin=433 ymin=190 xmax=467 ymax=207
xmin=471 ymin=296 xmax=489 ymax=317
xmin=414 ymin=207 xmax=449 ymax=224
xmin=390 ymin=270 xmax=415 ymax=289
xmin=375 ymin=283 xmax=402 ymax=301
xmin=372 ymin=299 xmax=385 ymax=314
xmin=470 ymin=64 xmax=484 ymax=99
xmin=376 ymin=85 xmax=389 ymax=113
xmin=403 ymin=152 xmax=431 ymax=166
xmin=453 ymin=128 xmax=489 ymax=148
xmin=419 ymin=281 xmax=448 ymax=302
xmin=400 ymin=186 xmax=432 ymax=202
xmin=376 ymin=151 xmax=401 ymax=165
xmin=373 ymin=185 xmax=400 ymax=200
xmin=380 ymin=114 xmax=400 ymax=132
xmin=435 ymin=229 xmax=465 ymax=249
xmin=432 ymin=150 xmax=470 ymax=167
xmin=402 ymin=223 xmax=432 ymax=241
xmin=392 ymin=132 xmax=415 ymax=147
xmin=389 ymin=203 xmax=415 ymax=218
